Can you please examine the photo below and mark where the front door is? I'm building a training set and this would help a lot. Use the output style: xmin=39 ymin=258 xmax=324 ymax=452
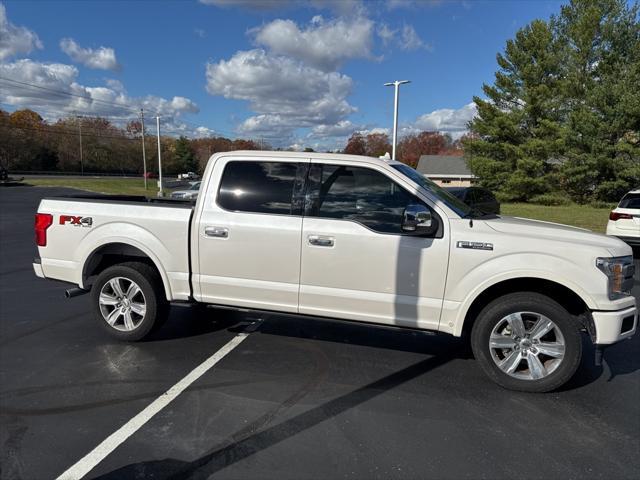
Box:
xmin=299 ymin=161 xmax=449 ymax=330
xmin=196 ymin=157 xmax=307 ymax=313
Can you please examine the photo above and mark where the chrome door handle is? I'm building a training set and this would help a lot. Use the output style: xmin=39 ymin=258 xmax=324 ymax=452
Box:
xmin=308 ymin=235 xmax=334 ymax=247
xmin=204 ymin=226 xmax=229 ymax=238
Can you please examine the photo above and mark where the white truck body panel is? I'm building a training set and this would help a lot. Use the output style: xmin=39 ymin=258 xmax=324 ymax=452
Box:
xmin=37 ymin=198 xmax=192 ymax=300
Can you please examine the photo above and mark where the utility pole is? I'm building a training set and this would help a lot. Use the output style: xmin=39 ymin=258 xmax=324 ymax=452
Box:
xmin=77 ymin=114 xmax=84 ymax=175
xmin=140 ymin=109 xmax=147 ymax=190
xmin=384 ymin=80 xmax=410 ymax=160
xmin=156 ymin=115 xmax=163 ymax=197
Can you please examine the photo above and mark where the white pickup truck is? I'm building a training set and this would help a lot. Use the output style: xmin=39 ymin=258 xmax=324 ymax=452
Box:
xmin=33 ymin=151 xmax=637 ymax=392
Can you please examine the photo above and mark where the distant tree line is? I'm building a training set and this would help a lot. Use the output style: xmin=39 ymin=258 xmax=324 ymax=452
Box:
xmin=0 ymin=108 xmax=265 ymax=175
xmin=343 ymin=131 xmax=464 ymax=166
xmin=465 ymin=0 xmax=639 ymax=204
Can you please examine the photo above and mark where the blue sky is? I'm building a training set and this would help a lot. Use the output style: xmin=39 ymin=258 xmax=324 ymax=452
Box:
xmin=1 ymin=0 xmax=564 ymax=149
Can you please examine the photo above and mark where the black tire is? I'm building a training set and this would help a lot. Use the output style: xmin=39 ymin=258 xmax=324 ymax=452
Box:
xmin=471 ymin=292 xmax=582 ymax=393
xmin=91 ymin=261 xmax=169 ymax=341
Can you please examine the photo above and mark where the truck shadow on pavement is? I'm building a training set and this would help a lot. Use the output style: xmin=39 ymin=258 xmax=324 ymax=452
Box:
xmin=93 ymin=354 xmax=452 ymax=480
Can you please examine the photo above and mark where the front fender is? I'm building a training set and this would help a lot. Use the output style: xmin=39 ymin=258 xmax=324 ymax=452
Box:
xmin=442 ymin=252 xmax=599 ymax=337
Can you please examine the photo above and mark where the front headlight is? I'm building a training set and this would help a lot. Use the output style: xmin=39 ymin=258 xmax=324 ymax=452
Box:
xmin=596 ymin=256 xmax=635 ymax=300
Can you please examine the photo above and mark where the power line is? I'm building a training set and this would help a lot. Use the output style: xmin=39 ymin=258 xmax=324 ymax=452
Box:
xmin=1 ymin=101 xmax=141 ymax=124
xmin=0 ymin=77 xmax=142 ymax=114
xmin=0 ymin=77 xmax=234 ymax=139
xmin=1 ymin=96 xmax=236 ymax=140
xmin=1 ymin=122 xmax=142 ymax=141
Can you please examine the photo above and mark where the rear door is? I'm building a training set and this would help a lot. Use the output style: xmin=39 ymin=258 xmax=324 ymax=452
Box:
xmin=298 ymin=160 xmax=449 ymax=330
xmin=196 ymin=157 xmax=307 ymax=313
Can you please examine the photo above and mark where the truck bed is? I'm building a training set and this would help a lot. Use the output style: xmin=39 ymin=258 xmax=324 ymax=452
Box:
xmin=36 ymin=194 xmax=194 ymax=301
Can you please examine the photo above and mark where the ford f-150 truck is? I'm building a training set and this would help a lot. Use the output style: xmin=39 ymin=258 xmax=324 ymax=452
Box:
xmin=33 ymin=151 xmax=637 ymax=392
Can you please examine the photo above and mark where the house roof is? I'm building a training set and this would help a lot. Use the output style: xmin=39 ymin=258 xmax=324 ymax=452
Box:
xmin=416 ymin=155 xmax=473 ymax=177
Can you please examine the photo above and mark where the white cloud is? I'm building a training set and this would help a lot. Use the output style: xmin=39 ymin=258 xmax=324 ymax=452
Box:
xmin=105 ymin=78 xmax=125 ymax=93
xmin=399 ymin=25 xmax=431 ymax=51
xmin=377 ymin=23 xmax=397 ymax=46
xmin=0 ymin=3 xmax=42 ymax=61
xmin=0 ymin=59 xmax=200 ymax=131
xmin=194 ymin=126 xmax=216 ymax=137
xmin=60 ymin=38 xmax=121 ymax=71
xmin=310 ymin=120 xmax=360 ymax=138
xmin=401 ymin=102 xmax=477 ymax=139
xmin=252 ymin=16 xmax=374 ymax=72
xmin=357 ymin=126 xmax=391 ymax=136
xmin=206 ymin=49 xmax=355 ymax=141
xmin=169 ymin=96 xmax=199 ymax=113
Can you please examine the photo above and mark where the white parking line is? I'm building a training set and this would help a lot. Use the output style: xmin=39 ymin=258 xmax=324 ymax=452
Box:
xmin=56 ymin=321 xmax=260 ymax=480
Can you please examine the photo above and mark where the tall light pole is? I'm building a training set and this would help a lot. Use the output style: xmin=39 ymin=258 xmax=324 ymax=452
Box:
xmin=156 ymin=115 xmax=163 ymax=197
xmin=140 ymin=108 xmax=147 ymax=190
xmin=384 ymin=80 xmax=410 ymax=160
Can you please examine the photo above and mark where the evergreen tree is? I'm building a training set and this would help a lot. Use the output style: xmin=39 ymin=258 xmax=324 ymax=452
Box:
xmin=175 ymin=136 xmax=197 ymax=173
xmin=555 ymin=0 xmax=640 ymax=201
xmin=465 ymin=0 xmax=639 ymax=203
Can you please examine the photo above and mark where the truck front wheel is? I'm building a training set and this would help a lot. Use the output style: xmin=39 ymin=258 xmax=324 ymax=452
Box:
xmin=91 ymin=262 xmax=168 ymax=341
xmin=471 ymin=292 xmax=582 ymax=393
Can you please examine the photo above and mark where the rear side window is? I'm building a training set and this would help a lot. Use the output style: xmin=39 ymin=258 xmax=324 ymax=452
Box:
xmin=217 ymin=161 xmax=300 ymax=215
xmin=619 ymin=193 xmax=640 ymax=209
xmin=305 ymin=164 xmax=428 ymax=234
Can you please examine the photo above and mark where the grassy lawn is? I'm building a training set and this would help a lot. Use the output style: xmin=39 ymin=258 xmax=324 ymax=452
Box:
xmin=502 ymin=203 xmax=612 ymax=233
xmin=25 ymin=177 xmax=613 ymax=232
xmin=26 ymin=177 xmax=160 ymax=196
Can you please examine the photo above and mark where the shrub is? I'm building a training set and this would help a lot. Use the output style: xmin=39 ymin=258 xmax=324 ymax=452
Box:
xmin=530 ymin=193 xmax=572 ymax=206
xmin=588 ymin=200 xmax=616 ymax=209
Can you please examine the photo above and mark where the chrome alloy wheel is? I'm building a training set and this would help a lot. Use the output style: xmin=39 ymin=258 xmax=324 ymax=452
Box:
xmin=98 ymin=277 xmax=146 ymax=331
xmin=489 ymin=312 xmax=566 ymax=381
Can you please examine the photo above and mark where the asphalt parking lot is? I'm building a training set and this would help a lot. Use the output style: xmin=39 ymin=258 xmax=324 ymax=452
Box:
xmin=1 ymin=185 xmax=639 ymax=480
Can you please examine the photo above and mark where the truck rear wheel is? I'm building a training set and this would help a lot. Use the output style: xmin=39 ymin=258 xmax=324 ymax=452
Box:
xmin=91 ymin=262 xmax=168 ymax=341
xmin=471 ymin=292 xmax=582 ymax=393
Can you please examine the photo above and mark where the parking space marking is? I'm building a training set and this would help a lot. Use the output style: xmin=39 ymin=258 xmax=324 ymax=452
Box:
xmin=56 ymin=321 xmax=261 ymax=480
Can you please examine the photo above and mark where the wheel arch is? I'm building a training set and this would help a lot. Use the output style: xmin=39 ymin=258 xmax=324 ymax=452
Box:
xmin=456 ymin=277 xmax=592 ymax=338
xmin=81 ymin=242 xmax=171 ymax=300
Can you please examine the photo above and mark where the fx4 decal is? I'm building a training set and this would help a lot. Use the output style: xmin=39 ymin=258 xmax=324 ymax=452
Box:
xmin=60 ymin=215 xmax=93 ymax=227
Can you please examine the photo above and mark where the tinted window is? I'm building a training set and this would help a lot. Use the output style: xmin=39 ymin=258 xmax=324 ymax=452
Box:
xmin=391 ymin=163 xmax=471 ymax=217
xmin=306 ymin=164 xmax=427 ymax=234
xmin=465 ymin=189 xmax=477 ymax=204
xmin=475 ymin=189 xmax=494 ymax=203
xmin=619 ymin=193 xmax=640 ymax=209
xmin=218 ymin=161 xmax=299 ymax=215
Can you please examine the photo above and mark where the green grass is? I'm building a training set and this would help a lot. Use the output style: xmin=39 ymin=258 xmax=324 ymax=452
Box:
xmin=502 ymin=203 xmax=612 ymax=233
xmin=26 ymin=177 xmax=160 ymax=196
xmin=25 ymin=178 xmax=613 ymax=232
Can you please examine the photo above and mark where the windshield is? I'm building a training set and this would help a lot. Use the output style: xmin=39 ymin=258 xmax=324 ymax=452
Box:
xmin=190 ymin=182 xmax=201 ymax=190
xmin=391 ymin=163 xmax=472 ymax=217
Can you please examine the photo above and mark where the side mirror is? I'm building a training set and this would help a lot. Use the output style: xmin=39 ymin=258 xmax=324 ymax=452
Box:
xmin=402 ymin=204 xmax=438 ymax=236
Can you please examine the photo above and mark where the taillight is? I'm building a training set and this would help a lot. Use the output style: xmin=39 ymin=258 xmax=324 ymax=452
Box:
xmin=35 ymin=213 xmax=53 ymax=246
xmin=609 ymin=211 xmax=632 ymax=221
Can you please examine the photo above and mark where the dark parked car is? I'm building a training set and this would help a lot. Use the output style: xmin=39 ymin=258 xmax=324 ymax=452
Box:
xmin=446 ymin=186 xmax=500 ymax=215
